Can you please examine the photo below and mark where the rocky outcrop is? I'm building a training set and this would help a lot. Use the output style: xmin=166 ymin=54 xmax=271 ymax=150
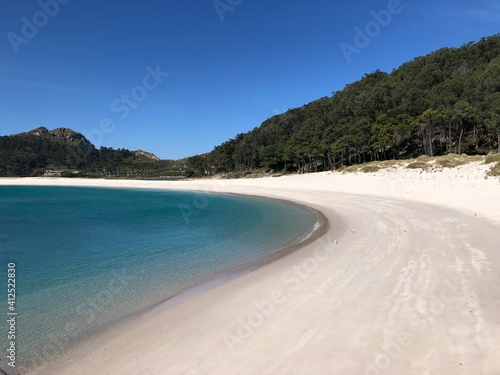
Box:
xmin=29 ymin=126 xmax=50 ymax=137
xmin=28 ymin=127 xmax=93 ymax=149
xmin=135 ymin=150 xmax=160 ymax=161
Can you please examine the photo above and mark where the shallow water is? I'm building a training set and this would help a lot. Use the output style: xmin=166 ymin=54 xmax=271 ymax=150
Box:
xmin=0 ymin=186 xmax=318 ymax=372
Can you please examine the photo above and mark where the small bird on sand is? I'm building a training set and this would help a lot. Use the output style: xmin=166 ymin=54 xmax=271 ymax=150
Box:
xmin=351 ymin=229 xmax=355 ymax=233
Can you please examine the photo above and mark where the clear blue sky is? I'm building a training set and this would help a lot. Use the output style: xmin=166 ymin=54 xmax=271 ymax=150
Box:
xmin=1 ymin=0 xmax=498 ymax=159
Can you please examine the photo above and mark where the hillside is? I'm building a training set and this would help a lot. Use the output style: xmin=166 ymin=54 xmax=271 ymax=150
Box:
xmin=2 ymin=35 xmax=500 ymax=178
xmin=0 ymin=127 xmax=181 ymax=177
xmin=187 ymin=35 xmax=500 ymax=176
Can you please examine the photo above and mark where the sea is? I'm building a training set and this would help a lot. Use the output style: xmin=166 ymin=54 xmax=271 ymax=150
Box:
xmin=0 ymin=186 xmax=319 ymax=372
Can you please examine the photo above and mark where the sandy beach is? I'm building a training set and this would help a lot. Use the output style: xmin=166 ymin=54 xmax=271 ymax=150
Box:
xmin=3 ymin=161 xmax=500 ymax=374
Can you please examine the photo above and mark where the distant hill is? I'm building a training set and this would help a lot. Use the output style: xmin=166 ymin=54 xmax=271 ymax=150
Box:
xmin=0 ymin=127 xmax=181 ymax=177
xmin=186 ymin=34 xmax=500 ymax=176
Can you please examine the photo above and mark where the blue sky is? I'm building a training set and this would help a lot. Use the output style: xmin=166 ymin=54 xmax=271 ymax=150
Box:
xmin=1 ymin=0 xmax=499 ymax=159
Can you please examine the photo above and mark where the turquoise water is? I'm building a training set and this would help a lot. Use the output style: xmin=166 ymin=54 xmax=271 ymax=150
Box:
xmin=0 ymin=186 xmax=318 ymax=372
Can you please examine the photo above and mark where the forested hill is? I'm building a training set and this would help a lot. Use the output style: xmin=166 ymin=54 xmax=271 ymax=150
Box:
xmin=187 ymin=34 xmax=500 ymax=176
xmin=0 ymin=127 xmax=180 ymax=177
xmin=2 ymin=35 xmax=499 ymax=178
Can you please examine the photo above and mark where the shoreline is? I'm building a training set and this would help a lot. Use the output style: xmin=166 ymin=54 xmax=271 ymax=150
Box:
xmin=27 ymin=204 xmax=330 ymax=375
xmin=3 ymin=168 xmax=500 ymax=374
xmin=3 ymin=180 xmax=329 ymax=375
xmin=1 ymin=160 xmax=499 ymax=225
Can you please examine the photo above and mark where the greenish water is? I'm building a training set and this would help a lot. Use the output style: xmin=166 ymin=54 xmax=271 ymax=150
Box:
xmin=0 ymin=186 xmax=318 ymax=373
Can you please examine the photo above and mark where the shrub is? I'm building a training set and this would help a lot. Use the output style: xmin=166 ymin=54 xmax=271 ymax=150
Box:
xmin=361 ymin=165 xmax=381 ymax=173
xmin=406 ymin=161 xmax=429 ymax=169
xmin=485 ymin=154 xmax=500 ymax=164
xmin=488 ymin=162 xmax=500 ymax=176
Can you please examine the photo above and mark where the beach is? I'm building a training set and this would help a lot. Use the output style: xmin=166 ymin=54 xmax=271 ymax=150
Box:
xmin=3 ymin=161 xmax=500 ymax=374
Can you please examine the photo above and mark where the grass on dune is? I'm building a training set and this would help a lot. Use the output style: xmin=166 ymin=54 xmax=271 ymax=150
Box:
xmin=406 ymin=161 xmax=430 ymax=170
xmin=407 ymin=154 xmax=483 ymax=170
xmin=340 ymin=160 xmax=398 ymax=173
xmin=488 ymin=162 xmax=500 ymax=176
xmin=339 ymin=153 xmax=487 ymax=174
xmin=433 ymin=154 xmax=483 ymax=168
xmin=485 ymin=154 xmax=500 ymax=164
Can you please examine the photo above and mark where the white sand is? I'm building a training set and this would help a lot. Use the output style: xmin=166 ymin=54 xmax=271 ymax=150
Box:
xmin=3 ymin=162 xmax=500 ymax=374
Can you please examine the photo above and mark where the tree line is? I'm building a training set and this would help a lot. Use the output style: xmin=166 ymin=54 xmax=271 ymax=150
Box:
xmin=187 ymin=35 xmax=500 ymax=176
xmin=2 ymin=35 xmax=499 ymax=178
xmin=0 ymin=131 xmax=178 ymax=177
